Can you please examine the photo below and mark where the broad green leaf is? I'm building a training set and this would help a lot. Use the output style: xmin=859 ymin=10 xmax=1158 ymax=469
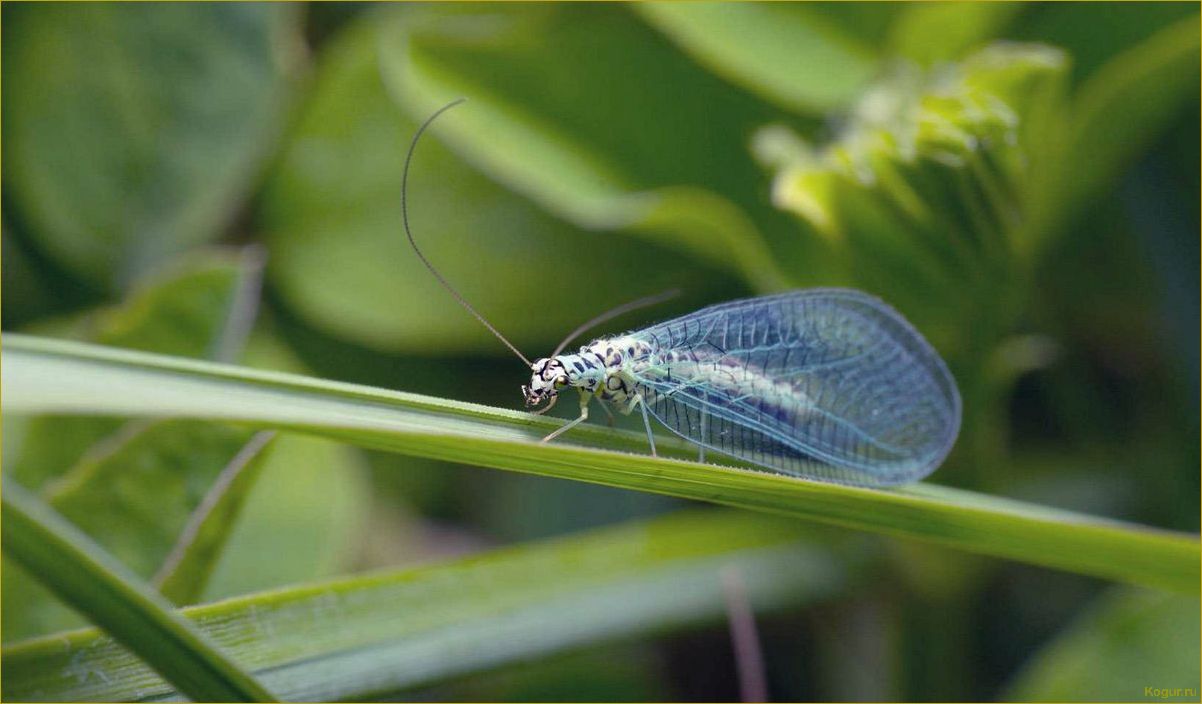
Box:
xmin=201 ymin=429 xmax=374 ymax=600
xmin=888 ymin=2 xmax=1024 ymax=65
xmin=6 ymin=415 xmax=123 ymax=494
xmin=3 ymin=421 xmax=261 ymax=640
xmin=803 ymin=3 xmax=903 ymax=46
xmin=88 ymin=249 xmax=267 ymax=364
xmin=197 ymin=329 xmax=375 ymax=603
xmin=635 ymin=3 xmax=878 ymax=113
xmin=260 ymin=10 xmax=724 ymax=354
xmin=379 ymin=3 xmax=790 ymax=289
xmin=1031 ymin=13 xmax=1201 ymax=248
xmin=7 ymin=334 xmax=378 ymax=627
xmin=10 ymin=248 xmax=265 ymax=490
xmin=0 ymin=560 xmax=53 ymax=643
xmin=152 ymin=432 xmax=277 ymax=605
xmin=2 ymin=482 xmax=277 ymax=702
xmin=4 ymin=334 xmax=1198 ymax=593
xmin=1 ymin=4 xmax=300 ymax=288
xmin=2 ymin=509 xmax=849 ymax=702
xmin=0 ymin=224 xmax=86 ymax=330
xmin=1006 ymin=588 xmax=1201 ymax=701
xmin=3 ymin=418 xmax=270 ymax=639
xmin=3 ymin=250 xmax=286 ymax=641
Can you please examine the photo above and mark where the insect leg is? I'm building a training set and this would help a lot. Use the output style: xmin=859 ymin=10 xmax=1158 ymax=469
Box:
xmin=599 ymin=402 xmax=616 ymax=427
xmin=698 ymin=411 xmax=707 ymax=463
xmin=540 ymin=392 xmax=590 ymax=444
xmin=634 ymin=394 xmax=657 ymax=457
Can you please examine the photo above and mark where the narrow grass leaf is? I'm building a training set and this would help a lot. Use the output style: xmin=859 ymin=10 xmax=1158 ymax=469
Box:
xmin=2 ymin=509 xmax=847 ymax=702
xmin=7 ymin=420 xmax=258 ymax=640
xmin=10 ymin=248 xmax=264 ymax=491
xmin=1 ymin=482 xmax=277 ymax=702
xmin=3 ymin=334 xmax=1198 ymax=593
xmin=199 ymin=333 xmax=376 ymax=602
xmin=153 ymin=431 xmax=278 ymax=605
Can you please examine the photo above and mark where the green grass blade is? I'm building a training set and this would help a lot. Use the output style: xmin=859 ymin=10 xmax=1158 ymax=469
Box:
xmin=153 ymin=431 xmax=278 ymax=605
xmin=4 ymin=333 xmax=1198 ymax=593
xmin=2 ymin=509 xmax=846 ymax=702
xmin=1 ymin=482 xmax=277 ymax=702
xmin=8 ymin=419 xmax=262 ymax=639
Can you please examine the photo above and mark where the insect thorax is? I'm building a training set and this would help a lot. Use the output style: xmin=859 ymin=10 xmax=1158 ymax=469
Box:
xmin=548 ymin=335 xmax=656 ymax=403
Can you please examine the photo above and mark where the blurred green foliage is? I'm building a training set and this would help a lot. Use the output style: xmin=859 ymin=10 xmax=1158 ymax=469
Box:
xmin=2 ymin=3 xmax=299 ymax=289
xmin=2 ymin=2 xmax=1197 ymax=700
xmin=1007 ymin=587 xmax=1201 ymax=702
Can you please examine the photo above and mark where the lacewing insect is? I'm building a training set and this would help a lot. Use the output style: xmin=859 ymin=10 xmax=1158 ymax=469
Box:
xmin=403 ymin=99 xmax=961 ymax=487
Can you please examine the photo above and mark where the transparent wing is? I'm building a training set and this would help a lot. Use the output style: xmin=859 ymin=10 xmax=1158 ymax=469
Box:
xmin=626 ymin=289 xmax=961 ymax=486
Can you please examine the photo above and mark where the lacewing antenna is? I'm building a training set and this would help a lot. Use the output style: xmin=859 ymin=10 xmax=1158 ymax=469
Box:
xmin=551 ymin=288 xmax=681 ymax=358
xmin=402 ymin=98 xmax=533 ymax=367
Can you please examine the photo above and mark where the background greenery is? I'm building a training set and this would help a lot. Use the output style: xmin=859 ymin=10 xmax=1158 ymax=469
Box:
xmin=2 ymin=2 xmax=1198 ymax=701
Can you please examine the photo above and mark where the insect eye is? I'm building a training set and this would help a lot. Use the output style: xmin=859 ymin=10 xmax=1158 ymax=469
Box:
xmin=556 ymin=376 xmax=568 ymax=387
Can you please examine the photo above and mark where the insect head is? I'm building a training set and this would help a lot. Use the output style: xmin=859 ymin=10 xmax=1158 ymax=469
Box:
xmin=523 ymin=358 xmax=568 ymax=408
